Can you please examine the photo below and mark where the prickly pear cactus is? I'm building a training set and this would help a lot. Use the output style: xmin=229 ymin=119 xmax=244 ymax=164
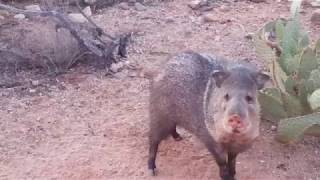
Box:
xmin=253 ymin=0 xmax=320 ymax=143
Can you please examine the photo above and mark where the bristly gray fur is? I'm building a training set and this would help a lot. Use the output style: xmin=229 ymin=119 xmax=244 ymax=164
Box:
xmin=148 ymin=50 xmax=266 ymax=178
xmin=149 ymin=50 xmax=262 ymax=152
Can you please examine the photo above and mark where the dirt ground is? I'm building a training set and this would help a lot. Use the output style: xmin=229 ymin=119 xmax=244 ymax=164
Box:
xmin=1 ymin=0 xmax=320 ymax=180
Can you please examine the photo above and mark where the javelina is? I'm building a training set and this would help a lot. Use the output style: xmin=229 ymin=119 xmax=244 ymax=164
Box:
xmin=147 ymin=51 xmax=270 ymax=180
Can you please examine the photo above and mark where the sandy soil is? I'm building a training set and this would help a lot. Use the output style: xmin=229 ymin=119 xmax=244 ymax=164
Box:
xmin=1 ymin=0 xmax=320 ymax=180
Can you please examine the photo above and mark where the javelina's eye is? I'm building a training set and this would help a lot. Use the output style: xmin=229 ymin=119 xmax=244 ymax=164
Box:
xmin=246 ymin=95 xmax=253 ymax=103
xmin=224 ymin=94 xmax=229 ymax=101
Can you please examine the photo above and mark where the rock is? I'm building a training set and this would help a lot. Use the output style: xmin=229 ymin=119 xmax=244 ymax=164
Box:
xmin=248 ymin=5 xmax=255 ymax=9
xmin=25 ymin=4 xmax=41 ymax=11
xmin=311 ymin=9 xmax=320 ymax=25
xmin=244 ymin=33 xmax=254 ymax=40
xmin=201 ymin=13 xmax=219 ymax=23
xmin=31 ymin=80 xmax=40 ymax=86
xmin=0 ymin=10 xmax=10 ymax=16
xmin=135 ymin=2 xmax=146 ymax=11
xmin=214 ymin=35 xmax=221 ymax=41
xmin=0 ymin=15 xmax=4 ymax=20
xmin=219 ymin=5 xmax=230 ymax=12
xmin=118 ymin=2 xmax=130 ymax=10
xmin=199 ymin=6 xmax=214 ymax=12
xmin=14 ymin=14 xmax=26 ymax=20
xmin=249 ymin=0 xmax=266 ymax=2
xmin=165 ymin=17 xmax=175 ymax=23
xmin=83 ymin=6 xmax=92 ymax=17
xmin=128 ymin=0 xmax=136 ymax=6
xmin=113 ymin=69 xmax=128 ymax=79
xmin=29 ymin=89 xmax=36 ymax=93
xmin=68 ymin=13 xmax=87 ymax=23
xmin=271 ymin=125 xmax=277 ymax=131
xmin=110 ymin=62 xmax=125 ymax=73
xmin=128 ymin=71 xmax=138 ymax=77
xmin=188 ymin=0 xmax=208 ymax=10
xmin=84 ymin=0 xmax=96 ymax=5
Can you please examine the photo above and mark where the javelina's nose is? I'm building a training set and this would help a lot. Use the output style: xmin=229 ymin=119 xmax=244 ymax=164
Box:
xmin=228 ymin=114 xmax=243 ymax=130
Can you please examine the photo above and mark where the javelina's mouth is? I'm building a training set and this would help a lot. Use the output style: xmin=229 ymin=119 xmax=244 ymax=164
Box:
xmin=232 ymin=129 xmax=241 ymax=134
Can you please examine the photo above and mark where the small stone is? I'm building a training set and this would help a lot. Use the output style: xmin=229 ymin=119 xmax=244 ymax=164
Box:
xmin=31 ymin=80 xmax=40 ymax=86
xmin=214 ymin=35 xmax=221 ymax=41
xmin=250 ymin=0 xmax=266 ymax=2
xmin=118 ymin=2 xmax=130 ymax=10
xmin=135 ymin=2 xmax=146 ymax=11
xmin=0 ymin=91 xmax=10 ymax=97
xmin=244 ymin=33 xmax=254 ymax=40
xmin=259 ymin=160 xmax=265 ymax=163
xmin=0 ymin=10 xmax=10 ymax=16
xmin=14 ymin=14 xmax=26 ymax=20
xmin=84 ymin=0 xmax=96 ymax=5
xmin=25 ymin=5 xmax=41 ymax=11
xmin=128 ymin=0 xmax=136 ymax=6
xmin=188 ymin=0 xmax=208 ymax=10
xmin=0 ymin=15 xmax=4 ymax=20
xmin=29 ymin=89 xmax=36 ymax=93
xmin=165 ymin=17 xmax=175 ymax=23
xmin=124 ymin=61 xmax=130 ymax=66
xmin=83 ymin=6 xmax=92 ymax=17
xmin=311 ymin=9 xmax=320 ymax=25
xmin=128 ymin=71 xmax=138 ymax=77
xmin=219 ymin=5 xmax=230 ymax=12
xmin=68 ymin=13 xmax=87 ymax=23
xmin=201 ymin=13 xmax=219 ymax=23
xmin=271 ymin=125 xmax=277 ymax=131
xmin=110 ymin=62 xmax=125 ymax=73
xmin=199 ymin=0 xmax=208 ymax=6
xmin=199 ymin=6 xmax=214 ymax=12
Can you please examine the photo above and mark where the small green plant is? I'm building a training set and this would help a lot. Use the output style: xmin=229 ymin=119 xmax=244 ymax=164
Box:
xmin=253 ymin=0 xmax=320 ymax=144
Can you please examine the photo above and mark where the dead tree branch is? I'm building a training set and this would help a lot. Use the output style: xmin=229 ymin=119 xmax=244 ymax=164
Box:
xmin=0 ymin=3 xmax=130 ymax=69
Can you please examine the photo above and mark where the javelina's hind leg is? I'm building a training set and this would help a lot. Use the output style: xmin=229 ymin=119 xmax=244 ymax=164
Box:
xmin=148 ymin=123 xmax=172 ymax=176
xmin=171 ymin=126 xmax=182 ymax=141
xmin=148 ymin=138 xmax=160 ymax=176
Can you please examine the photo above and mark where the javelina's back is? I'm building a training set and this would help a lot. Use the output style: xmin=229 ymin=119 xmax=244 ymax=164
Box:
xmin=149 ymin=51 xmax=224 ymax=133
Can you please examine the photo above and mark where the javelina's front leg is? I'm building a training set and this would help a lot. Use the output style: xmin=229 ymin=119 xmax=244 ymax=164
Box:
xmin=194 ymin=129 xmax=233 ymax=180
xmin=228 ymin=152 xmax=238 ymax=177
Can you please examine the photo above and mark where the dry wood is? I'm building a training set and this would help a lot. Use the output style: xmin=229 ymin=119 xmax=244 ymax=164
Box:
xmin=0 ymin=3 xmax=130 ymax=69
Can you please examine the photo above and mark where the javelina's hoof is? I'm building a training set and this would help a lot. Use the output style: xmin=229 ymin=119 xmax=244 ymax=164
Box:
xmin=148 ymin=168 xmax=158 ymax=176
xmin=222 ymin=175 xmax=236 ymax=180
xmin=173 ymin=135 xmax=183 ymax=141
xmin=172 ymin=131 xmax=183 ymax=141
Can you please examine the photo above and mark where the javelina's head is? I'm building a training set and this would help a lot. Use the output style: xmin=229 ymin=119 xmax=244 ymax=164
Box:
xmin=212 ymin=65 xmax=270 ymax=136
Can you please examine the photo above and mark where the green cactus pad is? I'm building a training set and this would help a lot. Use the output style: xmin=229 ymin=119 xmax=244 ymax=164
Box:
xmin=276 ymin=112 xmax=320 ymax=144
xmin=258 ymin=88 xmax=288 ymax=122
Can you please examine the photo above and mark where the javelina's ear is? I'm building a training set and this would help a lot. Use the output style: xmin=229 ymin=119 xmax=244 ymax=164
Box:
xmin=254 ymin=72 xmax=270 ymax=90
xmin=212 ymin=70 xmax=229 ymax=88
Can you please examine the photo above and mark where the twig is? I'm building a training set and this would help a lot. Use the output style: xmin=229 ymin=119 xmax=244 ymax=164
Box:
xmin=67 ymin=51 xmax=92 ymax=69
xmin=75 ymin=1 xmax=116 ymax=41
xmin=0 ymin=81 xmax=22 ymax=88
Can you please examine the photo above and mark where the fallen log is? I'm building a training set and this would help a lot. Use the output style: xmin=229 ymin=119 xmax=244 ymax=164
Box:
xmin=0 ymin=3 xmax=130 ymax=73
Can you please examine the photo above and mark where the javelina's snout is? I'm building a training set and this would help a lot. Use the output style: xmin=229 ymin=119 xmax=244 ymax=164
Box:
xmin=228 ymin=115 xmax=244 ymax=133
xmin=220 ymin=91 xmax=255 ymax=135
